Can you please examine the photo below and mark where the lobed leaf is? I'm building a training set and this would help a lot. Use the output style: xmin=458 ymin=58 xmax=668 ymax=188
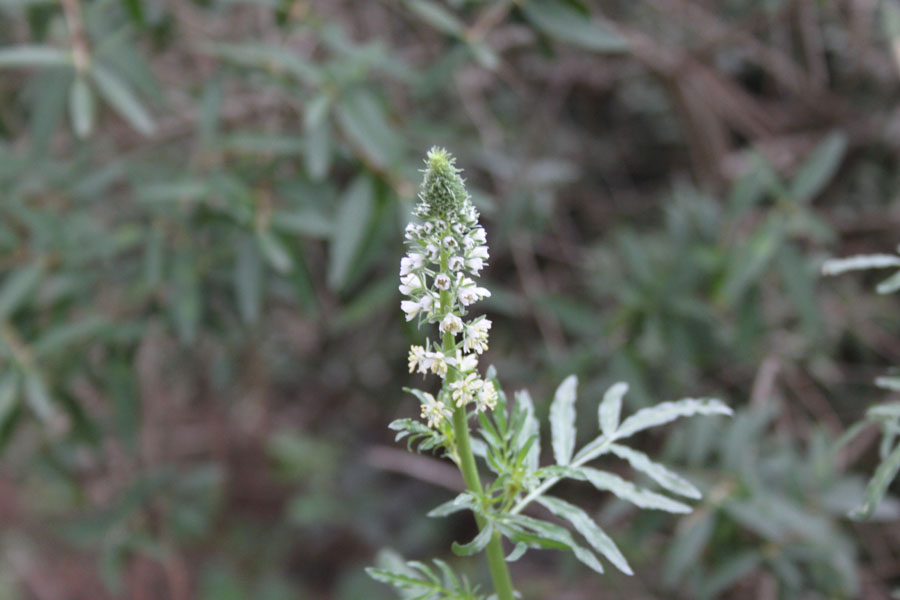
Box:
xmin=614 ymin=398 xmax=732 ymax=440
xmin=581 ymin=467 xmax=692 ymax=513
xmin=599 ymin=382 xmax=627 ymax=436
xmin=550 ymin=375 xmax=577 ymax=465
xmin=535 ymin=495 xmax=633 ymax=575
xmin=608 ymin=444 xmax=701 ymax=499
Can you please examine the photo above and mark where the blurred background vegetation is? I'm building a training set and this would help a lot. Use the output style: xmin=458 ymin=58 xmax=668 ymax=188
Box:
xmin=1 ymin=0 xmax=900 ymax=598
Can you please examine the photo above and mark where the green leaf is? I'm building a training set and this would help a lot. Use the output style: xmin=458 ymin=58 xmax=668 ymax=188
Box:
xmin=0 ymin=45 xmax=71 ymax=68
xmin=581 ymin=466 xmax=692 ymax=513
xmin=851 ymin=441 xmax=900 ymax=520
xmin=662 ymin=512 xmax=716 ymax=588
xmin=0 ymin=374 xmax=19 ymax=426
xmin=327 ymin=176 xmax=375 ymax=291
xmin=615 ymin=398 xmax=732 ymax=440
xmin=334 ymin=89 xmax=403 ymax=171
xmin=608 ymin=443 xmax=701 ymax=499
xmin=234 ymin=236 xmax=262 ymax=324
xmin=451 ymin=523 xmax=493 ymax=556
xmin=69 ymin=75 xmax=95 ymax=138
xmin=535 ymin=495 xmax=633 ymax=575
xmin=0 ymin=262 xmax=44 ymax=320
xmin=522 ymin=0 xmax=628 ymax=53
xmin=501 ymin=513 xmax=605 ymax=574
xmin=789 ymin=132 xmax=846 ymax=203
xmin=550 ymin=375 xmax=577 ymax=465
xmin=599 ymin=381 xmax=627 ymax=436
xmin=32 ymin=317 xmax=107 ymax=357
xmin=91 ymin=63 xmax=156 ymax=135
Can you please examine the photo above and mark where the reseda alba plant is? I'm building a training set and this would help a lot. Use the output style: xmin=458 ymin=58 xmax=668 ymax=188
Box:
xmin=367 ymin=148 xmax=733 ymax=599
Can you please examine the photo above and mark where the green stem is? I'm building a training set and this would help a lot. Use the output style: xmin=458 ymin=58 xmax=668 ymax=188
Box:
xmin=442 ymin=333 xmax=515 ymax=600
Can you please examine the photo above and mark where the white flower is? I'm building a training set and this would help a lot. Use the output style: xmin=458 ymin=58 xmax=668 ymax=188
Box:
xmin=466 ymin=257 xmax=484 ymax=274
xmin=463 ymin=318 xmax=491 ymax=354
xmin=452 ymin=223 xmax=464 ymax=235
xmin=426 ymin=350 xmax=448 ymax=378
xmin=399 ymin=273 xmax=422 ymax=296
xmin=458 ymin=278 xmax=491 ymax=306
xmin=400 ymin=253 xmax=425 ymax=276
xmin=404 ymin=223 xmax=419 ymax=240
xmin=401 ymin=300 xmax=421 ymax=321
xmin=425 ymin=244 xmax=440 ymax=262
xmin=434 ymin=273 xmax=451 ymax=290
xmin=442 ymin=235 xmax=458 ymax=250
xmin=408 ymin=345 xmax=426 ymax=373
xmin=448 ymin=256 xmax=465 ymax=271
xmin=471 ymin=227 xmax=487 ymax=245
xmin=423 ymin=222 xmax=434 ymax=235
xmin=434 ymin=219 xmax=447 ymax=232
xmin=420 ymin=392 xmax=451 ymax=428
xmin=446 ymin=350 xmax=478 ymax=373
xmin=468 ymin=245 xmax=489 ymax=260
xmin=449 ymin=373 xmax=484 ymax=407
xmin=440 ymin=313 xmax=463 ymax=335
xmin=475 ymin=382 xmax=498 ymax=412
xmin=419 ymin=294 xmax=435 ymax=317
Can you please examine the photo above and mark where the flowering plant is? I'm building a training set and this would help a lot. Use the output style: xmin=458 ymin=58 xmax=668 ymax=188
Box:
xmin=368 ymin=148 xmax=732 ymax=599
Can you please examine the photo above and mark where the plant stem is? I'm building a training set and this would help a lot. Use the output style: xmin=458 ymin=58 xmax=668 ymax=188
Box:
xmin=443 ymin=328 xmax=515 ymax=600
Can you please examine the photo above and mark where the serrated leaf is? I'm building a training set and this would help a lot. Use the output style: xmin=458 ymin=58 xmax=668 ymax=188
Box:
xmin=614 ymin=398 xmax=732 ymax=440
xmin=535 ymin=495 xmax=633 ymax=575
xmin=550 ymin=375 xmax=577 ymax=465
xmin=452 ymin=523 xmax=493 ymax=556
xmin=0 ymin=262 xmax=44 ymax=319
xmin=91 ymin=64 xmax=155 ymax=135
xmin=0 ymin=45 xmax=71 ymax=68
xmin=851 ymin=441 xmax=900 ymax=520
xmin=608 ymin=444 xmax=701 ymax=499
xmin=599 ymin=382 xmax=627 ymax=436
xmin=522 ymin=0 xmax=628 ymax=53
xmin=789 ymin=132 xmax=846 ymax=203
xmin=581 ymin=467 xmax=692 ymax=513
xmin=69 ymin=75 xmax=95 ymax=138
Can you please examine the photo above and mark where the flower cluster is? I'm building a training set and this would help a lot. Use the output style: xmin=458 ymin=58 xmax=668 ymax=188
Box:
xmin=401 ymin=148 xmax=496 ymax=426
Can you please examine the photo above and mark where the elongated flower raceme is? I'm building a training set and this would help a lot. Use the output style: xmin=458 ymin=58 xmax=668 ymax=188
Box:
xmin=400 ymin=148 xmax=495 ymax=425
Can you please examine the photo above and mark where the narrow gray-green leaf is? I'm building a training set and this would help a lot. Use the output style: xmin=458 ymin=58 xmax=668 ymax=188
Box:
xmin=615 ymin=398 xmax=732 ymax=440
xmin=24 ymin=373 xmax=54 ymax=422
xmin=0 ymin=45 xmax=71 ymax=68
xmin=0 ymin=262 xmax=44 ymax=320
xmin=328 ymin=176 xmax=375 ymax=290
xmin=599 ymin=382 xmax=627 ymax=436
xmin=234 ymin=237 xmax=262 ymax=324
xmin=91 ymin=64 xmax=155 ymax=135
xmin=515 ymin=389 xmax=540 ymax=472
xmin=427 ymin=492 xmax=477 ymax=518
xmin=851 ymin=441 xmax=900 ymax=520
xmin=0 ymin=374 xmax=18 ymax=425
xmin=451 ymin=523 xmax=493 ymax=556
xmin=789 ymin=132 xmax=846 ymax=203
xmin=581 ymin=467 xmax=692 ymax=513
xmin=550 ymin=375 xmax=578 ymax=465
xmin=821 ymin=253 xmax=900 ymax=276
xmin=535 ymin=495 xmax=633 ymax=575
xmin=256 ymin=229 xmax=293 ymax=274
xmin=69 ymin=76 xmax=95 ymax=138
xmin=522 ymin=1 xmax=628 ymax=53
xmin=877 ymin=270 xmax=900 ymax=295
xmin=407 ymin=0 xmax=465 ymax=36
xmin=504 ymin=514 xmax=604 ymax=574
xmin=334 ymin=89 xmax=403 ymax=171
xmin=608 ymin=444 xmax=701 ymax=499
